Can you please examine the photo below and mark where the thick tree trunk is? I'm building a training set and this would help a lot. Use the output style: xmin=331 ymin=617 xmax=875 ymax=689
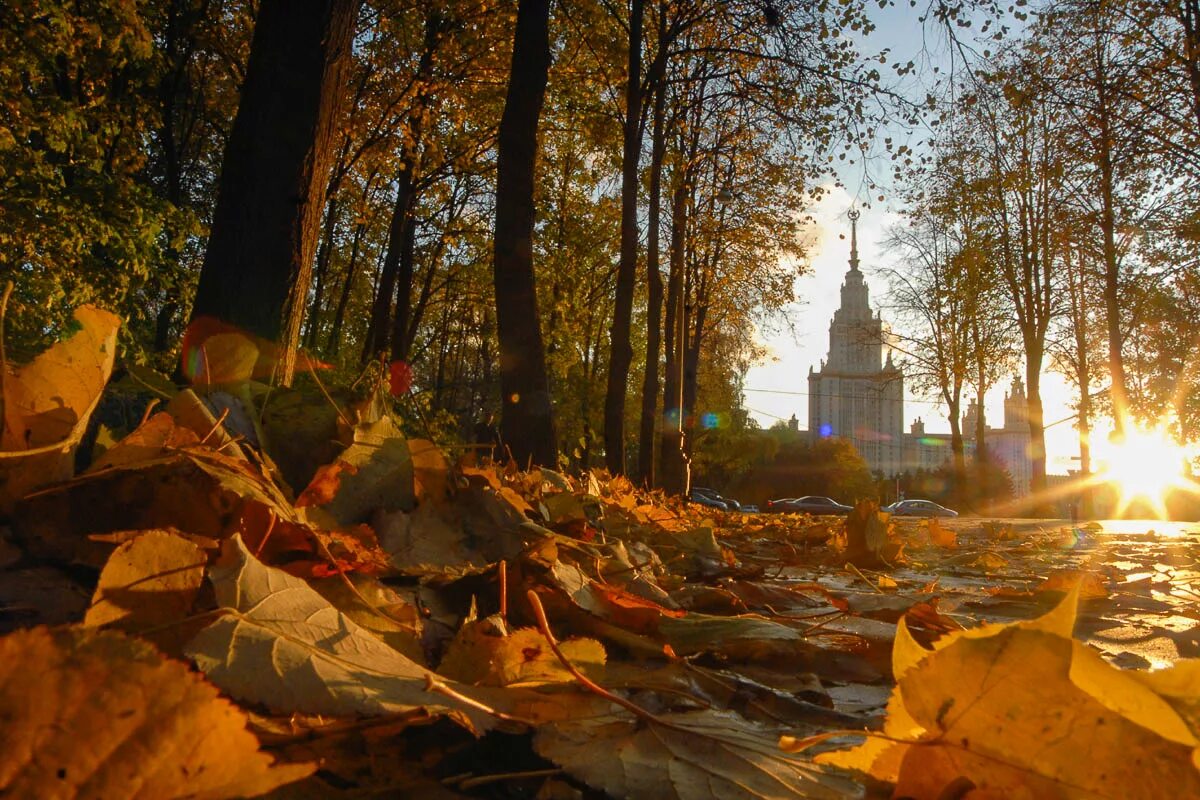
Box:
xmin=603 ymin=0 xmax=645 ymax=474
xmin=637 ymin=79 xmax=667 ymax=486
xmin=189 ymin=0 xmax=357 ymax=384
xmin=492 ymin=0 xmax=557 ymax=467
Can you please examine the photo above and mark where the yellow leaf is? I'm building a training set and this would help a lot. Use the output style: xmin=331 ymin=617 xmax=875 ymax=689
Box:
xmin=0 ymin=306 xmax=119 ymax=512
xmin=0 ymin=626 xmax=312 ymax=799
xmin=927 ymin=517 xmax=956 ymax=548
xmin=84 ymin=529 xmax=206 ymax=635
xmin=820 ymin=586 xmax=1200 ymax=798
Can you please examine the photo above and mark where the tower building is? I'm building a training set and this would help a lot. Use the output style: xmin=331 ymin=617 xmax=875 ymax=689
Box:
xmin=807 ymin=210 xmax=905 ymax=476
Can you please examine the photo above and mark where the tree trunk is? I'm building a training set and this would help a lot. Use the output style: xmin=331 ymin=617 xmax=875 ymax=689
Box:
xmin=603 ymin=0 xmax=645 ymax=474
xmin=189 ymin=0 xmax=358 ymax=384
xmin=327 ymin=219 xmax=365 ymax=357
xmin=305 ymin=194 xmax=340 ymax=348
xmin=492 ymin=0 xmax=557 ymax=467
xmin=637 ymin=77 xmax=667 ymax=486
xmin=363 ymin=10 xmax=441 ymax=363
xmin=659 ymin=171 xmax=688 ymax=492
xmin=1095 ymin=72 xmax=1128 ymax=435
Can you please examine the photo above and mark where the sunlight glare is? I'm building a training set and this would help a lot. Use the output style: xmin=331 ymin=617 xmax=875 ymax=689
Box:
xmin=1097 ymin=424 xmax=1195 ymax=519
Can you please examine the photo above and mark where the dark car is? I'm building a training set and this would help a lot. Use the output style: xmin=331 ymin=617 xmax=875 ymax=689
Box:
xmin=691 ymin=487 xmax=745 ymax=511
xmin=883 ymin=498 xmax=958 ymax=518
xmin=765 ymin=495 xmax=854 ymax=515
xmin=689 ymin=488 xmax=730 ymax=510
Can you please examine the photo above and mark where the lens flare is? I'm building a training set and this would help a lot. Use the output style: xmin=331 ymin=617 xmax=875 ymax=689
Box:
xmin=1096 ymin=423 xmax=1197 ymax=519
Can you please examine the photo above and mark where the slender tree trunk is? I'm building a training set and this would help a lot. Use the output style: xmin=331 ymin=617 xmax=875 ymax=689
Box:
xmin=637 ymin=78 xmax=667 ymax=486
xmin=1095 ymin=73 xmax=1128 ymax=434
xmin=327 ymin=220 xmax=365 ymax=356
xmin=659 ymin=172 xmax=687 ymax=492
xmin=1069 ymin=248 xmax=1094 ymax=517
xmin=603 ymin=0 xmax=645 ymax=474
xmin=189 ymin=0 xmax=358 ymax=384
xmin=363 ymin=11 xmax=441 ymax=362
xmin=492 ymin=0 xmax=557 ymax=467
xmin=306 ymin=195 xmax=340 ymax=348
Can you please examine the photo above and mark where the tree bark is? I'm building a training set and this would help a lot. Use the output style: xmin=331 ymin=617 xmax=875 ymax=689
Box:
xmin=326 ymin=219 xmax=365 ymax=357
xmin=189 ymin=0 xmax=358 ymax=384
xmin=659 ymin=170 xmax=688 ymax=492
xmin=603 ymin=0 xmax=645 ymax=474
xmin=305 ymin=194 xmax=340 ymax=348
xmin=637 ymin=77 xmax=667 ymax=486
xmin=492 ymin=0 xmax=557 ymax=467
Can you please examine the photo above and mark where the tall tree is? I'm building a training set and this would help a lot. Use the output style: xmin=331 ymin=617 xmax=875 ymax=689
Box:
xmin=189 ymin=0 xmax=358 ymax=383
xmin=492 ymin=0 xmax=557 ymax=466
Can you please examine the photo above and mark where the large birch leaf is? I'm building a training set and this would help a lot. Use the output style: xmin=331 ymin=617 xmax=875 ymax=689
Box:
xmin=185 ymin=535 xmax=493 ymax=729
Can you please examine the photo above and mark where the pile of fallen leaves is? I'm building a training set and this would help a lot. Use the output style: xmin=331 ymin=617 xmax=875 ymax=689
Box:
xmin=1 ymin=308 xmax=1199 ymax=799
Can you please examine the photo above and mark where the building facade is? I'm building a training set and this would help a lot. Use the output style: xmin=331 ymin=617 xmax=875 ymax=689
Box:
xmin=806 ymin=211 xmax=1034 ymax=496
xmin=808 ymin=210 xmax=906 ymax=476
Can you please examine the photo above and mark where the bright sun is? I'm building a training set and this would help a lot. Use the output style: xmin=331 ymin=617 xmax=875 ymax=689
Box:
xmin=1097 ymin=424 xmax=1195 ymax=518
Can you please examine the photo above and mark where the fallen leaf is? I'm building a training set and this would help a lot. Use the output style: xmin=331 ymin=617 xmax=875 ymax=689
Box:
xmin=438 ymin=616 xmax=606 ymax=687
xmin=296 ymin=460 xmax=359 ymax=507
xmin=84 ymin=529 xmax=206 ymax=637
xmin=14 ymin=448 xmax=311 ymax=567
xmin=842 ymin=501 xmax=898 ymax=567
xmin=816 ymin=587 xmax=1200 ymax=798
xmin=925 ymin=517 xmax=956 ymax=548
xmin=535 ymin=709 xmax=861 ymax=799
xmin=87 ymin=412 xmax=201 ymax=472
xmin=0 ymin=306 xmax=119 ymax=511
xmin=318 ymin=417 xmax=414 ymax=524
xmin=410 ymin=438 xmax=450 ymax=504
xmin=0 ymin=626 xmax=312 ymax=799
xmin=185 ymin=535 xmax=496 ymax=729
xmin=1036 ymin=568 xmax=1109 ymax=599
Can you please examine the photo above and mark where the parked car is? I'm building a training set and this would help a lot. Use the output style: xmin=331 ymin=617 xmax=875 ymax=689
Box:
xmin=883 ymin=498 xmax=958 ymax=518
xmin=740 ymin=504 xmax=760 ymax=514
xmin=691 ymin=487 xmax=743 ymax=512
xmin=765 ymin=495 xmax=854 ymax=515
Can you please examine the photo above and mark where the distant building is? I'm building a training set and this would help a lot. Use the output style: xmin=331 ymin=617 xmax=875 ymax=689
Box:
xmin=807 ymin=209 xmax=905 ymax=477
xmin=804 ymin=211 xmax=1035 ymax=496
xmin=972 ymin=378 xmax=1034 ymax=495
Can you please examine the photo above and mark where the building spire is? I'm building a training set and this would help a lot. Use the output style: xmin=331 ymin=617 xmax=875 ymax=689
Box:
xmin=848 ymin=207 xmax=861 ymax=272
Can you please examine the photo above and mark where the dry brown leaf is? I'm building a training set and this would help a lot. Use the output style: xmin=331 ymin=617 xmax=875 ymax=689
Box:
xmin=87 ymin=412 xmax=201 ymax=473
xmin=438 ymin=617 xmax=606 ymax=687
xmin=0 ymin=626 xmax=312 ymax=799
xmin=0 ymin=306 xmax=119 ymax=512
xmin=1036 ymin=568 xmax=1109 ymax=599
xmin=84 ymin=529 xmax=206 ymax=642
xmin=409 ymin=438 xmax=451 ymax=504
